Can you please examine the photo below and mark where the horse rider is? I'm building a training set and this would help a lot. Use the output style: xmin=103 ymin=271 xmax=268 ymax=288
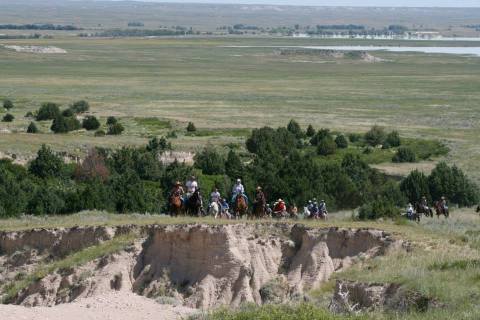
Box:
xmin=311 ymin=201 xmax=319 ymax=218
xmin=209 ymin=188 xmax=222 ymax=209
xmin=273 ymin=199 xmax=287 ymax=217
xmin=265 ymin=204 xmax=273 ymax=217
xmin=319 ymin=200 xmax=327 ymax=216
xmin=185 ymin=175 xmax=198 ymax=200
xmin=406 ymin=203 xmax=414 ymax=219
xmin=420 ymin=196 xmax=429 ymax=211
xmin=440 ymin=196 xmax=448 ymax=211
xmin=220 ymin=198 xmax=230 ymax=215
xmin=232 ymin=178 xmax=248 ymax=203
xmin=170 ymin=181 xmax=185 ymax=203
xmin=254 ymin=186 xmax=265 ymax=205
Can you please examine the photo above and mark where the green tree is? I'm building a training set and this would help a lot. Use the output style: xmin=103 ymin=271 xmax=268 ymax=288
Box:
xmin=400 ymin=170 xmax=430 ymax=204
xmin=26 ymin=185 xmax=65 ymax=215
xmin=365 ymin=125 xmax=386 ymax=147
xmin=70 ymin=100 xmax=90 ymax=114
xmin=2 ymin=113 xmax=14 ymax=122
xmin=310 ymin=128 xmax=332 ymax=146
xmin=225 ymin=150 xmax=244 ymax=180
xmin=392 ymin=147 xmax=416 ymax=163
xmin=51 ymin=115 xmax=81 ymax=133
xmin=186 ymin=122 xmax=197 ymax=132
xmin=194 ymin=146 xmax=225 ymax=175
xmin=335 ymin=135 xmax=348 ymax=149
xmin=62 ymin=108 xmax=74 ymax=117
xmin=107 ymin=122 xmax=125 ymax=135
xmin=358 ymin=198 xmax=400 ymax=220
xmin=317 ymin=136 xmax=337 ymax=156
xmin=146 ymin=136 xmax=171 ymax=153
xmin=27 ymin=122 xmax=39 ymax=133
xmin=29 ymin=145 xmax=64 ymax=179
xmin=36 ymin=102 xmax=60 ymax=121
xmin=287 ymin=119 xmax=303 ymax=138
xmin=106 ymin=116 xmax=118 ymax=126
xmin=385 ymin=130 xmax=401 ymax=148
xmin=82 ymin=115 xmax=101 ymax=131
xmin=306 ymin=124 xmax=316 ymax=137
xmin=3 ymin=99 xmax=13 ymax=110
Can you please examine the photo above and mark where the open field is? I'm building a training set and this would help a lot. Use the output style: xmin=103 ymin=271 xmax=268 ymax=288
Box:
xmin=1 ymin=37 xmax=480 ymax=181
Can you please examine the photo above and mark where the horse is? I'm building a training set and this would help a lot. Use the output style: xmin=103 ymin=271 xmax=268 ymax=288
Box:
xmin=233 ymin=194 xmax=248 ymax=219
xmin=252 ymin=194 xmax=267 ymax=219
xmin=318 ymin=209 xmax=328 ymax=221
xmin=415 ymin=202 xmax=433 ymax=218
xmin=476 ymin=205 xmax=480 ymax=214
xmin=406 ymin=211 xmax=421 ymax=223
xmin=208 ymin=201 xmax=221 ymax=219
xmin=185 ymin=190 xmax=204 ymax=217
xmin=434 ymin=201 xmax=449 ymax=218
xmin=169 ymin=192 xmax=183 ymax=217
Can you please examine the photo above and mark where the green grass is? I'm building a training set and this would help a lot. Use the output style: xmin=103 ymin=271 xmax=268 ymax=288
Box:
xmin=1 ymin=37 xmax=478 ymax=182
xmin=1 ymin=232 xmax=137 ymax=303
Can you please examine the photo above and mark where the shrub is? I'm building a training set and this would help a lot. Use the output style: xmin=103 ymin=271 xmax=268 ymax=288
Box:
xmin=335 ymin=135 xmax=348 ymax=149
xmin=95 ymin=130 xmax=106 ymax=137
xmin=51 ymin=115 xmax=81 ymax=133
xmin=106 ymin=116 xmax=118 ymax=126
xmin=365 ymin=125 xmax=386 ymax=146
xmin=74 ymin=148 xmax=109 ymax=182
xmin=62 ymin=108 xmax=74 ymax=117
xmin=26 ymin=185 xmax=65 ymax=215
xmin=0 ymin=163 xmax=30 ymax=218
xmin=186 ymin=122 xmax=196 ymax=132
xmin=225 ymin=150 xmax=244 ymax=179
xmin=392 ymin=146 xmax=416 ymax=163
xmin=3 ymin=99 xmax=13 ymax=110
xmin=82 ymin=115 xmax=100 ymax=131
xmin=28 ymin=145 xmax=64 ymax=179
xmin=400 ymin=170 xmax=430 ymax=204
xmin=27 ymin=122 xmax=39 ymax=133
xmin=107 ymin=122 xmax=125 ymax=135
xmin=25 ymin=111 xmax=34 ymax=118
xmin=70 ymin=100 xmax=90 ymax=114
xmin=386 ymin=130 xmax=401 ymax=147
xmin=306 ymin=125 xmax=316 ymax=137
xmin=310 ymin=128 xmax=331 ymax=146
xmin=36 ymin=102 xmax=60 ymax=121
xmin=146 ymin=136 xmax=171 ymax=153
xmin=194 ymin=146 xmax=225 ymax=175
xmin=317 ymin=136 xmax=337 ymax=156
xmin=348 ymin=132 xmax=362 ymax=143
xmin=358 ymin=198 xmax=400 ymax=220
xmin=2 ymin=113 xmax=14 ymax=122
xmin=287 ymin=119 xmax=303 ymax=138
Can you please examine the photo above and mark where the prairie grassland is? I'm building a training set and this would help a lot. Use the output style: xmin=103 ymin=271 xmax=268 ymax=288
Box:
xmin=1 ymin=37 xmax=480 ymax=182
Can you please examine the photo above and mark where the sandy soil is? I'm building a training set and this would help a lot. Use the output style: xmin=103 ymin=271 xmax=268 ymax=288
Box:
xmin=0 ymin=292 xmax=197 ymax=320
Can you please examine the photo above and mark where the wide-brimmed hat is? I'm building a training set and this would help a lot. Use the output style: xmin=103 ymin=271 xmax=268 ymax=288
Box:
xmin=441 ymin=196 xmax=445 ymax=200
xmin=175 ymin=181 xmax=181 ymax=186
xmin=236 ymin=178 xmax=242 ymax=183
xmin=256 ymin=186 xmax=262 ymax=190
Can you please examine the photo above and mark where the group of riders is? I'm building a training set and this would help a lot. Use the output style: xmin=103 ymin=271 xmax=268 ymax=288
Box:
xmin=168 ymin=176 xmax=328 ymax=220
xmin=405 ymin=195 xmax=450 ymax=221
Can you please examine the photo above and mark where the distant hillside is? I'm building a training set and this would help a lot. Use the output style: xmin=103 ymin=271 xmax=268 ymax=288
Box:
xmin=0 ymin=0 xmax=479 ymax=36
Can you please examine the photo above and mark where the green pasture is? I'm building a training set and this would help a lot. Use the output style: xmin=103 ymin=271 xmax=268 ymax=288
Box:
xmin=0 ymin=37 xmax=479 ymax=182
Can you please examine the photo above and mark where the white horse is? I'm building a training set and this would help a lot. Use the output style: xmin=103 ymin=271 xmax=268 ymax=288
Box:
xmin=208 ymin=201 xmax=221 ymax=219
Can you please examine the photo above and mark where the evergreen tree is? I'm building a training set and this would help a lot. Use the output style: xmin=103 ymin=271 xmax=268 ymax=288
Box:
xmin=306 ymin=124 xmax=316 ymax=137
xmin=36 ymin=102 xmax=60 ymax=121
xmin=27 ymin=122 xmax=39 ymax=133
xmin=3 ymin=99 xmax=13 ymax=110
xmin=335 ymin=135 xmax=348 ymax=149
xmin=225 ymin=150 xmax=244 ymax=179
xmin=28 ymin=145 xmax=64 ymax=179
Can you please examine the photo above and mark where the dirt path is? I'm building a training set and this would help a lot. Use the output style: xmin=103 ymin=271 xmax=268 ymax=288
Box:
xmin=0 ymin=292 xmax=197 ymax=320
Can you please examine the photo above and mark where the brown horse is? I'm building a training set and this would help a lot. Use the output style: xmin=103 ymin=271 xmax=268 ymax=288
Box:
xmin=169 ymin=192 xmax=183 ymax=217
xmin=252 ymin=193 xmax=266 ymax=219
xmin=415 ymin=202 xmax=433 ymax=218
xmin=233 ymin=194 xmax=248 ymax=219
xmin=434 ymin=201 xmax=449 ymax=218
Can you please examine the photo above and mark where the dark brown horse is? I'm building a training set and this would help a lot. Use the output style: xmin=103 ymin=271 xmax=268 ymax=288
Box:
xmin=415 ymin=202 xmax=433 ymax=218
xmin=169 ymin=192 xmax=183 ymax=217
xmin=434 ymin=201 xmax=449 ymax=218
xmin=252 ymin=193 xmax=266 ymax=219
xmin=186 ymin=190 xmax=204 ymax=217
xmin=476 ymin=205 xmax=480 ymax=214
xmin=233 ymin=194 xmax=248 ymax=219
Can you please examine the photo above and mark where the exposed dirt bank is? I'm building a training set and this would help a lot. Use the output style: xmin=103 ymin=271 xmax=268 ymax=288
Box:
xmin=0 ymin=223 xmax=403 ymax=318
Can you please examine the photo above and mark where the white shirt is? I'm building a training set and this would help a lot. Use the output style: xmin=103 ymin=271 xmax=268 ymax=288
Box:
xmin=210 ymin=191 xmax=221 ymax=202
xmin=232 ymin=183 xmax=244 ymax=194
xmin=186 ymin=180 xmax=198 ymax=193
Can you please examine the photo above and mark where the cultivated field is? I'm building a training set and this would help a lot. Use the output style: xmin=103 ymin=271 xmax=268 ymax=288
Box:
xmin=1 ymin=37 xmax=480 ymax=181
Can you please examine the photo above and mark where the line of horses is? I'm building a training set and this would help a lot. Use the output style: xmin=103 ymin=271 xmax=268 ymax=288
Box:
xmin=408 ymin=201 xmax=450 ymax=222
xmin=168 ymin=190 xmax=310 ymax=220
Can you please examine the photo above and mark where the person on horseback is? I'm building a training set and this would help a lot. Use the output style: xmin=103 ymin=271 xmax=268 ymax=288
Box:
xmin=420 ymin=196 xmax=429 ymax=211
xmin=319 ymin=200 xmax=327 ymax=216
xmin=254 ymin=186 xmax=265 ymax=204
xmin=265 ymin=203 xmax=273 ymax=217
xmin=440 ymin=196 xmax=448 ymax=211
xmin=221 ymin=198 xmax=230 ymax=214
xmin=406 ymin=203 xmax=414 ymax=219
xmin=232 ymin=178 xmax=248 ymax=203
xmin=210 ymin=188 xmax=221 ymax=206
xmin=273 ymin=199 xmax=287 ymax=217
xmin=185 ymin=175 xmax=198 ymax=202
xmin=170 ymin=181 xmax=184 ymax=197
